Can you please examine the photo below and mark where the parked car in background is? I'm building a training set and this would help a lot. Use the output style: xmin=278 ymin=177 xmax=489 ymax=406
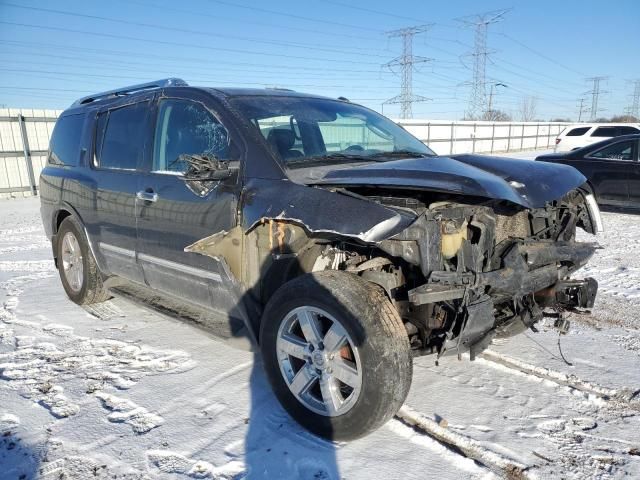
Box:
xmin=41 ymin=79 xmax=602 ymax=440
xmin=537 ymin=134 xmax=640 ymax=209
xmin=554 ymin=123 xmax=640 ymax=152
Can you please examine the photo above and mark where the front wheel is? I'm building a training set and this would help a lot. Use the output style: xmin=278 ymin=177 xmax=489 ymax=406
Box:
xmin=260 ymin=271 xmax=412 ymax=441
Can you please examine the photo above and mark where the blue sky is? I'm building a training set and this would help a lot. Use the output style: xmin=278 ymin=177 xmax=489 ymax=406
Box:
xmin=0 ymin=0 xmax=638 ymax=120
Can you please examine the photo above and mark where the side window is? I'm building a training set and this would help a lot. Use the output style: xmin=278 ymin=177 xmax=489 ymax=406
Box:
xmin=95 ymin=102 xmax=148 ymax=170
xmin=565 ymin=127 xmax=590 ymax=137
xmin=153 ymin=99 xmax=231 ymax=173
xmin=589 ymin=140 xmax=635 ymax=161
xmin=317 ymin=114 xmax=394 ymax=152
xmin=49 ymin=114 xmax=85 ymax=166
xmin=618 ymin=126 xmax=640 ymax=135
xmin=591 ymin=126 xmax=617 ymax=137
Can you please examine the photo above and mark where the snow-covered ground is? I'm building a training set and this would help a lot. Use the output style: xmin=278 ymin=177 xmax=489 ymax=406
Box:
xmin=1 ymin=158 xmax=640 ymax=479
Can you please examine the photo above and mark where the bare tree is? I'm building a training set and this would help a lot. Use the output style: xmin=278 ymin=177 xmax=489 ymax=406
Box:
xmin=482 ymin=109 xmax=511 ymax=121
xmin=610 ymin=114 xmax=639 ymax=123
xmin=519 ymin=96 xmax=537 ymax=122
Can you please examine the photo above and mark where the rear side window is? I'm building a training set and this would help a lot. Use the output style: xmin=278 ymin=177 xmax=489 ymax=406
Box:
xmin=565 ymin=127 xmax=590 ymax=137
xmin=590 ymin=140 xmax=635 ymax=161
xmin=618 ymin=126 xmax=640 ymax=135
xmin=49 ymin=114 xmax=85 ymax=166
xmin=95 ymin=102 xmax=148 ymax=170
xmin=591 ymin=126 xmax=618 ymax=137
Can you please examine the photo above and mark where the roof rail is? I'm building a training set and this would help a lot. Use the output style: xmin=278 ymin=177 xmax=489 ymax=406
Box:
xmin=71 ymin=78 xmax=188 ymax=106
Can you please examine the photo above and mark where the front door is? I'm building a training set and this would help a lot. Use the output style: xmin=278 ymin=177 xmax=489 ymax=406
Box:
xmin=136 ymin=94 xmax=242 ymax=314
xmin=628 ymin=139 xmax=640 ymax=205
xmin=581 ymin=139 xmax=637 ymax=205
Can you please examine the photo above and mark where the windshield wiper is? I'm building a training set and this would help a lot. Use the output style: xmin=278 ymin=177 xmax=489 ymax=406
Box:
xmin=286 ymin=152 xmax=390 ymax=168
xmin=368 ymin=150 xmax=434 ymax=158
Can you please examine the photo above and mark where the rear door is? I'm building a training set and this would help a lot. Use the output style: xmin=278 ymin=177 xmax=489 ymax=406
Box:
xmin=87 ymin=99 xmax=151 ymax=283
xmin=135 ymin=91 xmax=243 ymax=313
xmin=582 ymin=139 xmax=637 ymax=205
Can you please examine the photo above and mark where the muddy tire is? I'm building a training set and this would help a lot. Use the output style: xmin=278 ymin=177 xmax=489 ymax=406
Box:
xmin=56 ymin=216 xmax=110 ymax=305
xmin=260 ymin=271 xmax=412 ymax=441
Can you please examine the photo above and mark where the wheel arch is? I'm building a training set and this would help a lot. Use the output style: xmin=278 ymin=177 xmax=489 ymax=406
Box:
xmin=51 ymin=203 xmax=106 ymax=274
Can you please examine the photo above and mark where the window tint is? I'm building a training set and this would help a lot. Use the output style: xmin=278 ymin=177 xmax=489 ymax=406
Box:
xmin=590 ymin=140 xmax=635 ymax=161
xmin=153 ymin=99 xmax=230 ymax=172
xmin=318 ymin=114 xmax=395 ymax=153
xmin=591 ymin=126 xmax=618 ymax=137
xmin=95 ymin=102 xmax=148 ymax=170
xmin=565 ymin=127 xmax=590 ymax=137
xmin=256 ymin=116 xmax=304 ymax=157
xmin=49 ymin=114 xmax=85 ymax=166
xmin=618 ymin=126 xmax=640 ymax=135
xmin=231 ymin=95 xmax=433 ymax=167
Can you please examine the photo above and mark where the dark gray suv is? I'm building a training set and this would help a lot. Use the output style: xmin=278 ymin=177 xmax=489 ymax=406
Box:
xmin=40 ymin=78 xmax=601 ymax=440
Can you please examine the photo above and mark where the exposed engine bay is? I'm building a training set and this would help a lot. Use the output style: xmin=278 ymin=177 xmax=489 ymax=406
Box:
xmin=251 ymin=186 xmax=601 ymax=360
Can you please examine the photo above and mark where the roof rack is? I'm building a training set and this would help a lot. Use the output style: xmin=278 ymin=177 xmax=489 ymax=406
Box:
xmin=71 ymin=78 xmax=188 ymax=106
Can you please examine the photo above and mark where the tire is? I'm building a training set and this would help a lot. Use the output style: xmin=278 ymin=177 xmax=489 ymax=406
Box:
xmin=260 ymin=271 xmax=412 ymax=441
xmin=56 ymin=216 xmax=110 ymax=305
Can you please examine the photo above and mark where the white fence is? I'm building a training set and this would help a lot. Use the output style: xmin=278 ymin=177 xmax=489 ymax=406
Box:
xmin=396 ymin=120 xmax=568 ymax=156
xmin=0 ymin=110 xmax=567 ymax=198
xmin=0 ymin=108 xmax=62 ymax=199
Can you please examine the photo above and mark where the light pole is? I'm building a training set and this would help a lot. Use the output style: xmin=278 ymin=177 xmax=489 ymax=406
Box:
xmin=487 ymin=82 xmax=507 ymax=117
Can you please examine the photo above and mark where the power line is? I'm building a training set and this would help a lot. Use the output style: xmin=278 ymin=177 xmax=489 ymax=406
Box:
xmin=577 ymin=97 xmax=588 ymax=122
xmin=124 ymin=0 xmax=386 ymax=42
xmin=496 ymin=32 xmax=586 ymax=77
xmin=625 ymin=79 xmax=640 ymax=118
xmin=0 ymin=68 xmax=407 ymax=92
xmin=204 ymin=0 xmax=382 ymax=33
xmin=0 ymin=21 xmax=384 ymax=66
xmin=458 ymin=9 xmax=509 ymax=119
xmin=0 ymin=40 xmax=386 ymax=75
xmin=319 ymin=0 xmax=425 ymax=22
xmin=586 ymin=76 xmax=608 ymax=120
xmin=383 ymin=25 xmax=432 ymax=119
xmin=1 ymin=3 xmax=389 ymax=59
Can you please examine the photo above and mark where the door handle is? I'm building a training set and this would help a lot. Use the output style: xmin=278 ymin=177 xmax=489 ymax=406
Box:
xmin=136 ymin=190 xmax=159 ymax=203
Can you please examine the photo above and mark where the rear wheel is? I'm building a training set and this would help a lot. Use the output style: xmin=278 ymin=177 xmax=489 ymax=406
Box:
xmin=260 ymin=271 xmax=412 ymax=441
xmin=56 ymin=216 xmax=110 ymax=305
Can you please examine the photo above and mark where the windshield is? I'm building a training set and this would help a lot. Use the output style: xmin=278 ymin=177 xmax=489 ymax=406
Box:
xmin=230 ymin=95 xmax=435 ymax=168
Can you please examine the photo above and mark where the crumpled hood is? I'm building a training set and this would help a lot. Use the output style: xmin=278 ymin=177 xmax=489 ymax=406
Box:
xmin=306 ymin=154 xmax=587 ymax=209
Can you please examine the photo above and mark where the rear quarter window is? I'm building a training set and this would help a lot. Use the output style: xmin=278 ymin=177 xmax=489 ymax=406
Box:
xmin=48 ymin=114 xmax=85 ymax=166
xmin=565 ymin=127 xmax=590 ymax=137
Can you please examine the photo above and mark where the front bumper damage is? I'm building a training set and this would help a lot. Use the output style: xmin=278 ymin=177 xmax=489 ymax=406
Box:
xmin=407 ymin=241 xmax=598 ymax=359
xmin=377 ymin=190 xmax=601 ymax=360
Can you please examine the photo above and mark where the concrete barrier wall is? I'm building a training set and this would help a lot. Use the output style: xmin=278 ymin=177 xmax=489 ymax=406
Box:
xmin=0 ymin=110 xmax=567 ymax=198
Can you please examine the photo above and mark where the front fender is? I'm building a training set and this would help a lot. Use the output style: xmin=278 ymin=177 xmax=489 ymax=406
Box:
xmin=241 ymin=178 xmax=416 ymax=243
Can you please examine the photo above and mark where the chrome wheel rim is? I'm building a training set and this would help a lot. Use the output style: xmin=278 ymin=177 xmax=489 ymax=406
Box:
xmin=61 ymin=231 xmax=83 ymax=293
xmin=276 ymin=306 xmax=363 ymax=417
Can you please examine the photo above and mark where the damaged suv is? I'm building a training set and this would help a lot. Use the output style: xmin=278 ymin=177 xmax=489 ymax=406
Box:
xmin=40 ymin=79 xmax=602 ymax=440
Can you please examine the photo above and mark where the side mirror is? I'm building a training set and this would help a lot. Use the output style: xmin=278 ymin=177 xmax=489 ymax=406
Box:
xmin=177 ymin=153 xmax=237 ymax=197
xmin=177 ymin=153 xmax=236 ymax=182
xmin=182 ymin=166 xmax=233 ymax=182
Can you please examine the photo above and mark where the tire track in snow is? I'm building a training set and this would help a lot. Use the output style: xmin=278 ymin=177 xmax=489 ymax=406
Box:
xmin=478 ymin=349 xmax=640 ymax=410
xmin=394 ymin=406 xmax=532 ymax=479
